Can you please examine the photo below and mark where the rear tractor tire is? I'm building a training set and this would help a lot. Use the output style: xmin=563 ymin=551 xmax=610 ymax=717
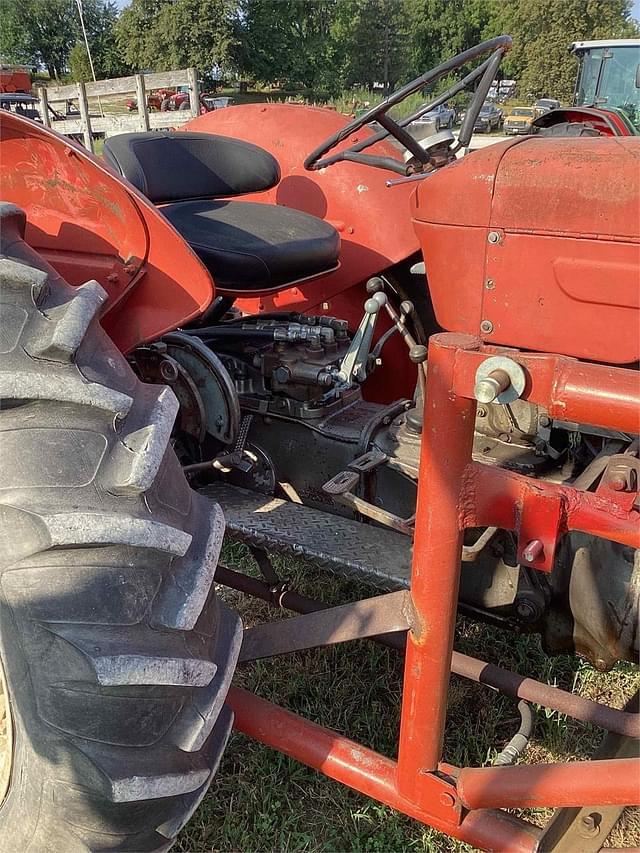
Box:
xmin=537 ymin=121 xmax=602 ymax=137
xmin=0 ymin=203 xmax=241 ymax=852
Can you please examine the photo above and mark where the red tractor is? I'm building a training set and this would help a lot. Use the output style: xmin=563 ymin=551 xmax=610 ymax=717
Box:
xmin=0 ymin=65 xmax=31 ymax=95
xmin=533 ymin=38 xmax=640 ymax=135
xmin=0 ymin=36 xmax=638 ymax=851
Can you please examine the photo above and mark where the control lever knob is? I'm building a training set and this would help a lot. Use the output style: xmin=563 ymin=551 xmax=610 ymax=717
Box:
xmin=409 ymin=344 xmax=428 ymax=364
xmin=364 ymin=291 xmax=387 ymax=314
xmin=366 ymin=276 xmax=385 ymax=294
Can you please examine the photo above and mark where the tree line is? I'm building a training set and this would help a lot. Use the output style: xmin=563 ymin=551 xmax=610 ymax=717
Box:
xmin=1 ymin=0 xmax=638 ymax=101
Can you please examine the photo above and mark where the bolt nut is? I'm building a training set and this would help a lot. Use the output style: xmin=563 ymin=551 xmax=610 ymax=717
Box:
xmin=477 ymin=407 xmax=487 ymax=418
xmin=273 ymin=366 xmax=291 ymax=383
xmin=516 ymin=599 xmax=538 ymax=621
xmin=522 ymin=539 xmax=544 ymax=563
xmin=159 ymin=359 xmax=178 ymax=382
xmin=480 ymin=320 xmax=493 ymax=334
xmin=579 ymin=813 xmax=601 ymax=838
xmin=538 ymin=414 xmax=551 ymax=427
xmin=488 ymin=231 xmax=501 ymax=244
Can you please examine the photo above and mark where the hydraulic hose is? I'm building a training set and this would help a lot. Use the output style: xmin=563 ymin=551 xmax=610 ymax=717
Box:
xmin=492 ymin=700 xmax=534 ymax=766
xmin=184 ymin=326 xmax=276 ymax=342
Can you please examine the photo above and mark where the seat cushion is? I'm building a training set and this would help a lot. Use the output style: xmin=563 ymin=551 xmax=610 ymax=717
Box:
xmin=162 ymin=199 xmax=340 ymax=292
xmin=103 ymin=131 xmax=280 ymax=203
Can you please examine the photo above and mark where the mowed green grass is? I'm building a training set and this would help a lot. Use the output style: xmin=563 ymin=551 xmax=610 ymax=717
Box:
xmin=176 ymin=543 xmax=639 ymax=853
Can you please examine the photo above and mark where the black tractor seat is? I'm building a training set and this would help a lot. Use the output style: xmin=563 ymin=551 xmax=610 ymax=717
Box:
xmin=103 ymin=131 xmax=340 ymax=293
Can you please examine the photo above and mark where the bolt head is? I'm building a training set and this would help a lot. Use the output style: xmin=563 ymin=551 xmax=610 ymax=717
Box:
xmin=522 ymin=539 xmax=544 ymax=563
xmin=516 ymin=600 xmax=537 ymax=621
xmin=439 ymin=791 xmax=456 ymax=807
xmin=485 ymin=278 xmax=495 ymax=290
xmin=579 ymin=813 xmax=601 ymax=838
xmin=475 ymin=376 xmax=501 ymax=403
xmin=609 ymin=476 xmax=627 ymax=492
xmin=159 ymin=359 xmax=178 ymax=382
xmin=480 ymin=320 xmax=493 ymax=334
xmin=488 ymin=231 xmax=501 ymax=244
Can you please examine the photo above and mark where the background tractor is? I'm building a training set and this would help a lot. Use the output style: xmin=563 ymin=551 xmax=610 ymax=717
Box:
xmin=533 ymin=37 xmax=640 ymax=135
xmin=0 ymin=36 xmax=638 ymax=852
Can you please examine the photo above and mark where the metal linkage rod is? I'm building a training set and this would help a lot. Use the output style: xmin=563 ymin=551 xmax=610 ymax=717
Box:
xmin=216 ymin=564 xmax=639 ymax=738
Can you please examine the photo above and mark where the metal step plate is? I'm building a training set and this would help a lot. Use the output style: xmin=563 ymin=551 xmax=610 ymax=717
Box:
xmin=202 ymin=483 xmax=412 ymax=590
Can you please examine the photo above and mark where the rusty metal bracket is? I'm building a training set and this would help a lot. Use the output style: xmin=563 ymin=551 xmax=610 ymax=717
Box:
xmin=516 ymin=490 xmax=564 ymax=573
xmin=537 ymin=691 xmax=640 ymax=852
xmin=323 ymin=470 xmax=415 ymax=535
xmin=596 ymin=454 xmax=640 ymax=511
xmin=239 ymin=590 xmax=415 ymax=662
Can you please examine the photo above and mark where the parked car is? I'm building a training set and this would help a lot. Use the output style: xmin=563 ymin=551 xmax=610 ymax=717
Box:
xmin=429 ymin=102 xmax=456 ymax=130
xmin=0 ymin=93 xmax=41 ymax=121
xmin=473 ymin=103 xmax=503 ymax=132
xmin=503 ymin=106 xmax=537 ymax=135
xmin=412 ymin=102 xmax=455 ymax=131
xmin=201 ymin=95 xmax=235 ymax=111
xmin=534 ymin=98 xmax=561 ymax=116
xmin=0 ymin=93 xmax=67 ymax=123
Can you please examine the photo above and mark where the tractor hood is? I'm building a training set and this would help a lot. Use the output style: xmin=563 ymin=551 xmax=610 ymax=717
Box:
xmin=412 ymin=135 xmax=640 ymax=364
xmin=0 ymin=112 xmax=214 ymax=352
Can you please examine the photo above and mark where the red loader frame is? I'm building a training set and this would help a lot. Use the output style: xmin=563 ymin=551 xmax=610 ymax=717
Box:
xmin=226 ymin=333 xmax=640 ymax=851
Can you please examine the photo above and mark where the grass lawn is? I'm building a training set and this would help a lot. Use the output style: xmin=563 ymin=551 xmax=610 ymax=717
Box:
xmin=176 ymin=543 xmax=639 ymax=853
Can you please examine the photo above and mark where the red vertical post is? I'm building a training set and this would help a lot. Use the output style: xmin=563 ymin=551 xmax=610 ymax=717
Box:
xmin=397 ymin=333 xmax=479 ymax=805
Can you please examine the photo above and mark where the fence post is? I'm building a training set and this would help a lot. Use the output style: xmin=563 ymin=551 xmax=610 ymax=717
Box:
xmin=76 ymin=81 xmax=94 ymax=153
xmin=187 ymin=67 xmax=200 ymax=119
xmin=135 ymin=73 xmax=150 ymax=131
xmin=37 ymin=86 xmax=51 ymax=128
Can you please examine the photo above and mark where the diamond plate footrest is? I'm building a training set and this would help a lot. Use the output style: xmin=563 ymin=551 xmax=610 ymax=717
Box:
xmin=201 ymin=483 xmax=412 ymax=590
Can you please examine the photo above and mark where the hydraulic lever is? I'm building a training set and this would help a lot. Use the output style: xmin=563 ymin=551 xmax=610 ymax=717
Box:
xmin=366 ymin=278 xmax=427 ymax=365
xmin=336 ymin=277 xmax=427 ymax=387
xmin=336 ymin=287 xmax=386 ymax=384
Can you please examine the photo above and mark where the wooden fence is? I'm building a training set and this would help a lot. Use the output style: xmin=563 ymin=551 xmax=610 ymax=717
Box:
xmin=36 ymin=68 xmax=200 ymax=152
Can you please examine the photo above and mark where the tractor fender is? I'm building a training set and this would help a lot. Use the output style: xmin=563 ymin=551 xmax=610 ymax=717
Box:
xmin=184 ymin=103 xmax=421 ymax=316
xmin=0 ymin=112 xmax=214 ymax=353
xmin=532 ymin=106 xmax=635 ymax=136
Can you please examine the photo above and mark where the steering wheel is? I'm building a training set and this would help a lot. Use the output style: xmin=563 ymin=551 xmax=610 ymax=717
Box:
xmin=304 ymin=36 xmax=512 ymax=176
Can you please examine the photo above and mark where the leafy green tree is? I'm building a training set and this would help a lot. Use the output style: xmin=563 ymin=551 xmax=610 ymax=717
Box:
xmin=116 ymin=0 xmax=237 ymax=74
xmin=1 ymin=0 xmax=126 ymax=80
xmin=155 ymin=0 xmax=238 ymax=72
xmin=235 ymin=0 xmax=340 ymax=91
xmin=82 ymin=0 xmax=128 ymax=77
xmin=0 ymin=1 xmax=31 ymax=64
xmin=3 ymin=0 xmax=78 ymax=78
xmin=68 ymin=41 xmax=93 ymax=80
xmin=115 ymin=0 xmax=166 ymax=70
xmin=405 ymin=0 xmax=498 ymax=75
xmin=331 ymin=0 xmax=410 ymax=92
xmin=493 ymin=0 xmax=639 ymax=100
